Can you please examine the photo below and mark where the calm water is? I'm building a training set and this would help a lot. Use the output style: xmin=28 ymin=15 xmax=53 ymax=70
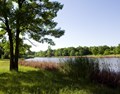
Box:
xmin=25 ymin=57 xmax=120 ymax=72
xmin=98 ymin=58 xmax=120 ymax=72
xmin=25 ymin=57 xmax=69 ymax=63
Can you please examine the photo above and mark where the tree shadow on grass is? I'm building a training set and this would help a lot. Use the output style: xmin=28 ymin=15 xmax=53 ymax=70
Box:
xmin=0 ymin=70 xmax=119 ymax=94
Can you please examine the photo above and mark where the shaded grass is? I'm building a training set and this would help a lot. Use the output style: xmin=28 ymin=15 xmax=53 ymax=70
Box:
xmin=0 ymin=59 xmax=119 ymax=94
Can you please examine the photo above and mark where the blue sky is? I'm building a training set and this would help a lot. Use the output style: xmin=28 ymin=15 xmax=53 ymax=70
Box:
xmin=30 ymin=0 xmax=120 ymax=51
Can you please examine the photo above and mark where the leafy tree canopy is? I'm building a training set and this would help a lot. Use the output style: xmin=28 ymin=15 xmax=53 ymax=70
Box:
xmin=0 ymin=0 xmax=64 ymax=45
xmin=0 ymin=0 xmax=64 ymax=71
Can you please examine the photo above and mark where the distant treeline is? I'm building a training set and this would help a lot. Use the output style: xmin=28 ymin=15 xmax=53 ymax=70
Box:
xmin=35 ymin=44 xmax=120 ymax=57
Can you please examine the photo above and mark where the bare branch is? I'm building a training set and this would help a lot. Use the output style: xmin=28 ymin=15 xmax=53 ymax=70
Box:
xmin=23 ymin=37 xmax=37 ymax=47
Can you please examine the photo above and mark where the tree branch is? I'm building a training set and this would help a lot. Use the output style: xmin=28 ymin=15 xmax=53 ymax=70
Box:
xmin=23 ymin=37 xmax=37 ymax=47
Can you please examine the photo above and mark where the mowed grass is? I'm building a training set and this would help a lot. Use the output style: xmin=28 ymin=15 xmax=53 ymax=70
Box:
xmin=0 ymin=60 xmax=119 ymax=94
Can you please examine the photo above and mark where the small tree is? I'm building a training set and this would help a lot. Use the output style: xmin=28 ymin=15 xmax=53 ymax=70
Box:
xmin=0 ymin=0 xmax=64 ymax=71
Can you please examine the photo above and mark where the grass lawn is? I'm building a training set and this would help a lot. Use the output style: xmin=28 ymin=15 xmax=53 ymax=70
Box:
xmin=0 ymin=59 xmax=119 ymax=94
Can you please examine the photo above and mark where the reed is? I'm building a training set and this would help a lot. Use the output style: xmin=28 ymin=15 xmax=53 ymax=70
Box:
xmin=58 ymin=57 xmax=99 ymax=81
xmin=19 ymin=60 xmax=59 ymax=71
xmin=19 ymin=58 xmax=120 ymax=88
xmin=59 ymin=57 xmax=120 ymax=87
xmin=91 ymin=69 xmax=120 ymax=87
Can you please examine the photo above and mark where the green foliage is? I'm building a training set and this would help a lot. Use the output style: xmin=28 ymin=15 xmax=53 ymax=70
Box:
xmin=104 ymin=49 xmax=111 ymax=55
xmin=62 ymin=48 xmax=68 ymax=56
xmin=46 ymin=46 xmax=52 ymax=57
xmin=70 ymin=50 xmax=75 ymax=56
xmin=90 ymin=47 xmax=98 ymax=55
xmin=35 ymin=51 xmax=46 ymax=57
xmin=114 ymin=44 xmax=120 ymax=54
xmin=98 ymin=46 xmax=108 ymax=55
xmin=75 ymin=52 xmax=79 ymax=56
xmin=0 ymin=39 xmax=31 ymax=59
xmin=0 ymin=0 xmax=64 ymax=43
xmin=35 ymin=44 xmax=120 ymax=57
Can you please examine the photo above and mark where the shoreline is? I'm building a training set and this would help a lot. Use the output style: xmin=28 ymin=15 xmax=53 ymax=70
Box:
xmin=59 ymin=55 xmax=120 ymax=58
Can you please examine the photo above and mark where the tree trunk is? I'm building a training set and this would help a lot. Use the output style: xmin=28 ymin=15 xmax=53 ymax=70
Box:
xmin=13 ymin=0 xmax=22 ymax=71
xmin=9 ymin=34 xmax=15 ymax=71
xmin=8 ymin=30 xmax=16 ymax=71
xmin=5 ymin=18 xmax=16 ymax=71
xmin=14 ymin=30 xmax=20 ymax=71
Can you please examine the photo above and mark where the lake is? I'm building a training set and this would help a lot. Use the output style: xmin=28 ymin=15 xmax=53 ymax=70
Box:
xmin=25 ymin=57 xmax=120 ymax=72
xmin=25 ymin=57 xmax=70 ymax=63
